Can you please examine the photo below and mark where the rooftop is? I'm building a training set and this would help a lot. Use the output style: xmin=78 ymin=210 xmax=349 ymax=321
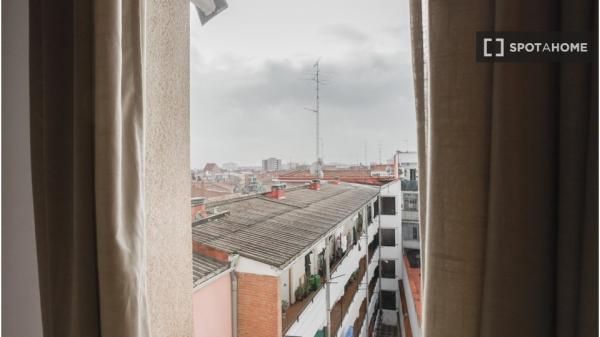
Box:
xmin=193 ymin=252 xmax=230 ymax=288
xmin=278 ymin=169 xmax=394 ymax=186
xmin=192 ymin=183 xmax=379 ymax=268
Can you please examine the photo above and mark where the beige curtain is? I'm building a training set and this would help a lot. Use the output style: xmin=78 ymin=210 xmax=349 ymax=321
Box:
xmin=29 ymin=0 xmax=150 ymax=336
xmin=410 ymin=0 xmax=598 ymax=336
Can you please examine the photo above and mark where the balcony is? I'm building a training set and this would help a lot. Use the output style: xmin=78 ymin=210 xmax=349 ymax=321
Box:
xmin=285 ymin=239 xmax=365 ymax=337
xmin=330 ymin=256 xmax=367 ymax=336
xmin=352 ymin=299 xmax=367 ymax=336
xmin=282 ymin=276 xmax=325 ymax=333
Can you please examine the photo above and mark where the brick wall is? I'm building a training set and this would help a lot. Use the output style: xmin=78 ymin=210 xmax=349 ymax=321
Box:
xmin=237 ymin=272 xmax=281 ymax=337
xmin=192 ymin=242 xmax=230 ymax=262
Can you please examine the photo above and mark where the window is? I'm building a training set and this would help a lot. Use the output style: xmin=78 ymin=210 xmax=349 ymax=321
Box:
xmin=402 ymin=222 xmax=419 ymax=241
xmin=367 ymin=205 xmax=373 ymax=224
xmin=381 ymin=259 xmax=396 ymax=278
xmin=381 ymin=290 xmax=397 ymax=310
xmin=374 ymin=199 xmax=380 ymax=217
xmin=380 ymin=228 xmax=396 ymax=246
xmin=381 ymin=196 xmax=396 ymax=215
xmin=403 ymin=193 xmax=418 ymax=211
xmin=410 ymin=168 xmax=416 ymax=181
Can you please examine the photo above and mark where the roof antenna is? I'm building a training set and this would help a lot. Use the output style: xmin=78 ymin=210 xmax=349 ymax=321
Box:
xmin=304 ymin=57 xmax=325 ymax=178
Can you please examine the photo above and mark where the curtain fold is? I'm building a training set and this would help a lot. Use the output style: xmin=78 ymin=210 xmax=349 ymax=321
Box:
xmin=409 ymin=0 xmax=598 ymax=336
xmin=29 ymin=0 xmax=150 ymax=336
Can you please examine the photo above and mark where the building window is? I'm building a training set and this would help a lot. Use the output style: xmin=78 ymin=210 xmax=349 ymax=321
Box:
xmin=410 ymin=169 xmax=416 ymax=181
xmin=374 ymin=199 xmax=379 ymax=217
xmin=381 ymin=259 xmax=395 ymax=278
xmin=380 ymin=228 xmax=396 ymax=246
xmin=381 ymin=196 xmax=396 ymax=215
xmin=402 ymin=222 xmax=419 ymax=241
xmin=381 ymin=290 xmax=397 ymax=310
xmin=367 ymin=205 xmax=373 ymax=224
xmin=403 ymin=193 xmax=418 ymax=211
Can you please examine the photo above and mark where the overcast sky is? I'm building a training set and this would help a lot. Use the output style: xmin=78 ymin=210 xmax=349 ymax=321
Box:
xmin=190 ymin=0 xmax=416 ymax=168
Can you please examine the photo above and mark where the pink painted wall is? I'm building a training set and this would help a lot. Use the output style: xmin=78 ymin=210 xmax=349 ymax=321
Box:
xmin=193 ymin=273 xmax=233 ymax=337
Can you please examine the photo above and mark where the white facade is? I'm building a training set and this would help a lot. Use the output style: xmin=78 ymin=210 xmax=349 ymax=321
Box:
xmin=285 ymin=193 xmax=386 ymax=337
xmin=372 ymin=179 xmax=404 ymax=335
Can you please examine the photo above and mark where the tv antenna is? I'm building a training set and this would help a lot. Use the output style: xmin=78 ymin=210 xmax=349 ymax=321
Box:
xmin=304 ymin=58 xmax=326 ymax=178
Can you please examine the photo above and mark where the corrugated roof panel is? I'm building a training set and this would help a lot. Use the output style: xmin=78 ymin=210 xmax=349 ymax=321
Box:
xmin=192 ymin=183 xmax=378 ymax=268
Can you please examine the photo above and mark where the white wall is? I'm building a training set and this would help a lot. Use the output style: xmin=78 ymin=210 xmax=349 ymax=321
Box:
xmin=2 ymin=0 xmax=45 ymax=336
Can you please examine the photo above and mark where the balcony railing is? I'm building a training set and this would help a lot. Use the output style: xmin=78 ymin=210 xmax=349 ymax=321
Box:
xmin=352 ymin=299 xmax=368 ymax=336
xmin=284 ymin=240 xmax=364 ymax=336
xmin=330 ymin=256 xmax=367 ymax=336
xmin=282 ymin=277 xmax=325 ymax=333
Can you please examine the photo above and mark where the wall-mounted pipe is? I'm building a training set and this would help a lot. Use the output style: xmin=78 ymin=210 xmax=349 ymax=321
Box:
xmin=230 ymin=254 xmax=239 ymax=337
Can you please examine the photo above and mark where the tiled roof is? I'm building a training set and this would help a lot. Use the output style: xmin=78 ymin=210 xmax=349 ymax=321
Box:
xmin=193 ymin=252 xmax=229 ymax=288
xmin=191 ymin=181 xmax=237 ymax=199
xmin=203 ymin=163 xmax=222 ymax=173
xmin=192 ymin=183 xmax=379 ymax=268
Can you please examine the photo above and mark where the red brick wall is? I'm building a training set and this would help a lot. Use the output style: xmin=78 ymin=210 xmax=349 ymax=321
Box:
xmin=192 ymin=242 xmax=230 ymax=262
xmin=237 ymin=272 xmax=281 ymax=337
xmin=191 ymin=204 xmax=206 ymax=221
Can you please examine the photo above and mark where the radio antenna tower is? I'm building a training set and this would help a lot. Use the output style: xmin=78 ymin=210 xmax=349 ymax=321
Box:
xmin=304 ymin=58 xmax=325 ymax=178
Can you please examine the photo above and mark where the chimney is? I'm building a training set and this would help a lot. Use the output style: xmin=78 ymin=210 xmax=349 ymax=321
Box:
xmin=309 ymin=179 xmax=321 ymax=190
xmin=191 ymin=197 xmax=207 ymax=221
xmin=269 ymin=182 xmax=286 ymax=199
xmin=393 ymin=152 xmax=399 ymax=180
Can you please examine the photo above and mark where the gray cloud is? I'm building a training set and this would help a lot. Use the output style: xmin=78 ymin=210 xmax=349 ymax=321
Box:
xmin=190 ymin=0 xmax=416 ymax=168
xmin=319 ymin=24 xmax=371 ymax=45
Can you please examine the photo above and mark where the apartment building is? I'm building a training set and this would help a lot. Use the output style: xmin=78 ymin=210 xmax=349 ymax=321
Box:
xmin=375 ymin=180 xmax=403 ymax=336
xmin=397 ymin=152 xmax=421 ymax=337
xmin=262 ymin=157 xmax=282 ymax=172
xmin=191 ymin=178 xmax=408 ymax=337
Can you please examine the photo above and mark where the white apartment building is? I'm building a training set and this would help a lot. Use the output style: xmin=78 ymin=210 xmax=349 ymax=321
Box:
xmin=191 ymin=178 xmax=406 ymax=337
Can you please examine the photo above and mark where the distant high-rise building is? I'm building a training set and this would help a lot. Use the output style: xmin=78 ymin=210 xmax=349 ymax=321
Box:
xmin=262 ymin=157 xmax=281 ymax=172
xmin=222 ymin=162 xmax=238 ymax=172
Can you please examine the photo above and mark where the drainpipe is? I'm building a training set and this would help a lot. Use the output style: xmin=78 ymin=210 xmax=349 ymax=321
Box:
xmin=325 ymin=241 xmax=332 ymax=337
xmin=377 ymin=187 xmax=382 ymax=328
xmin=230 ymin=254 xmax=239 ymax=337
xmin=364 ymin=207 xmax=370 ymax=327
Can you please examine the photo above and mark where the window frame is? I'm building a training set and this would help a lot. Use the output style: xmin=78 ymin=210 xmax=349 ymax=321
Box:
xmin=380 ymin=196 xmax=396 ymax=215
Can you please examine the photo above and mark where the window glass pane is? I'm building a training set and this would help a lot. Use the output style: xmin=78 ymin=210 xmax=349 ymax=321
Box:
xmin=381 ymin=228 xmax=395 ymax=246
xmin=381 ymin=290 xmax=396 ymax=310
xmin=381 ymin=259 xmax=395 ymax=278
xmin=374 ymin=199 xmax=379 ymax=217
xmin=381 ymin=196 xmax=396 ymax=215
